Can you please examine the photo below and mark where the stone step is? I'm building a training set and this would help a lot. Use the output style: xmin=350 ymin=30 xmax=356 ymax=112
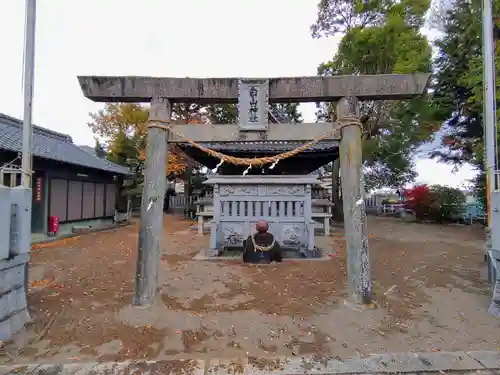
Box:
xmin=2 ymin=350 xmax=499 ymax=375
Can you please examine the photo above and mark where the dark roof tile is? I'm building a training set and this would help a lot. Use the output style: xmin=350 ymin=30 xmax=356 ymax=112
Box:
xmin=180 ymin=140 xmax=338 ymax=153
xmin=0 ymin=113 xmax=130 ymax=175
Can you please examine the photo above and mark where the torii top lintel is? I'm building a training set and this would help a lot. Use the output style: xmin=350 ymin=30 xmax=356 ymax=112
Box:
xmin=77 ymin=74 xmax=430 ymax=103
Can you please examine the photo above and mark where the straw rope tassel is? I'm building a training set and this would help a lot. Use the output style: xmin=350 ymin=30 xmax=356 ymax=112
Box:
xmin=147 ymin=115 xmax=362 ymax=167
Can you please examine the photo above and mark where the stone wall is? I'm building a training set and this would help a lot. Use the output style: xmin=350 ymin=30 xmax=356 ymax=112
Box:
xmin=0 ymin=186 xmax=32 ymax=340
xmin=0 ymin=254 xmax=30 ymax=340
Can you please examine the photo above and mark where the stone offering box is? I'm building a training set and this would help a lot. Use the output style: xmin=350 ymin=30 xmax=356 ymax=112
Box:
xmin=204 ymin=175 xmax=319 ymax=256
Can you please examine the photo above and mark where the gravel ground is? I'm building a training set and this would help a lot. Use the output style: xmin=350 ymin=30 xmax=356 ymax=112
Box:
xmin=1 ymin=215 xmax=498 ymax=365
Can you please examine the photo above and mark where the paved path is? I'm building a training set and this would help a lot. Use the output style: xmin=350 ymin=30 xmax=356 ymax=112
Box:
xmin=0 ymin=350 xmax=499 ymax=374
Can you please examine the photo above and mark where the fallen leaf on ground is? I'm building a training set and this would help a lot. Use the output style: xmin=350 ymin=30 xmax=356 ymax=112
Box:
xmin=29 ymin=278 xmax=54 ymax=287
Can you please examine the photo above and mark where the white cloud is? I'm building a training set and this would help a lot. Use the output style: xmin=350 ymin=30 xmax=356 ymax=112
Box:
xmin=414 ymin=159 xmax=477 ymax=188
xmin=0 ymin=0 xmax=476 ymax=187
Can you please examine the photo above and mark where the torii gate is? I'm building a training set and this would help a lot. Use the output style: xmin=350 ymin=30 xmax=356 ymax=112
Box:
xmin=78 ymin=73 xmax=429 ymax=306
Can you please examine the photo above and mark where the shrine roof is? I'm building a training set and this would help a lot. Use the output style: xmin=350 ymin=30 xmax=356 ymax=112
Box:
xmin=0 ymin=113 xmax=130 ymax=175
xmin=178 ymin=140 xmax=338 ymax=153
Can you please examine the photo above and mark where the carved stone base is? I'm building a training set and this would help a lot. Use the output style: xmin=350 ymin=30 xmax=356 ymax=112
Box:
xmin=205 ymin=248 xmax=223 ymax=257
xmin=300 ymin=247 xmax=320 ymax=259
xmin=195 ymin=245 xmax=326 ymax=261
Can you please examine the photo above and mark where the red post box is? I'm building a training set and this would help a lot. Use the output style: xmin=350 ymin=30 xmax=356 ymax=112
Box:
xmin=48 ymin=216 xmax=59 ymax=236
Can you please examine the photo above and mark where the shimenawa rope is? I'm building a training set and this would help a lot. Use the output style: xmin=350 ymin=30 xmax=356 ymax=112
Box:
xmin=251 ymin=234 xmax=275 ymax=252
xmin=147 ymin=115 xmax=362 ymax=167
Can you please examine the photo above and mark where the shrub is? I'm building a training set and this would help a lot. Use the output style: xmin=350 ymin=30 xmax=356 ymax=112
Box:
xmin=429 ymin=185 xmax=466 ymax=222
xmin=403 ymin=184 xmax=466 ymax=222
xmin=403 ymin=184 xmax=437 ymax=220
xmin=471 ymin=171 xmax=486 ymax=213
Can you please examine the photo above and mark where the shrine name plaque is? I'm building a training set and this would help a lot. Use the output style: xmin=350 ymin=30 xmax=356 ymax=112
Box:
xmin=237 ymin=79 xmax=269 ymax=131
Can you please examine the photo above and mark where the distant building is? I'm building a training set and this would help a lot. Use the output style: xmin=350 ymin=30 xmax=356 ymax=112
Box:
xmin=0 ymin=113 xmax=130 ymax=234
xmin=460 ymin=189 xmax=478 ymax=204
xmin=174 ymin=180 xmax=185 ymax=194
xmin=78 ymin=145 xmax=97 ymax=156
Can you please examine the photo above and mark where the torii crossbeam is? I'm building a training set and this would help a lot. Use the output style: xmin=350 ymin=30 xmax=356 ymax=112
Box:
xmin=79 ymin=74 xmax=429 ymax=143
xmin=78 ymin=73 xmax=430 ymax=307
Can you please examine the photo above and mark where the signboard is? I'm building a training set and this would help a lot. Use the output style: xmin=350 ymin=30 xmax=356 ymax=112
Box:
xmin=35 ymin=176 xmax=42 ymax=202
xmin=237 ymin=79 xmax=269 ymax=131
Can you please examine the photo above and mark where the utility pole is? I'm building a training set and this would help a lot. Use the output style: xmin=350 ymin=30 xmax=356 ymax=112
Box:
xmin=21 ymin=0 xmax=36 ymax=188
xmin=482 ymin=0 xmax=497 ymax=248
xmin=21 ymin=0 xmax=36 ymax=295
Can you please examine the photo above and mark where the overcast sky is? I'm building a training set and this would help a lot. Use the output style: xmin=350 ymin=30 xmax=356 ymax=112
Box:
xmin=0 ymin=0 xmax=476 ymax=188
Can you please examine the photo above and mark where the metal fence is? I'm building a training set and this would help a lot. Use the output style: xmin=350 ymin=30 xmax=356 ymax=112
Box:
xmin=365 ymin=194 xmax=399 ymax=214
xmin=365 ymin=198 xmax=486 ymax=224
xmin=441 ymin=203 xmax=486 ymax=224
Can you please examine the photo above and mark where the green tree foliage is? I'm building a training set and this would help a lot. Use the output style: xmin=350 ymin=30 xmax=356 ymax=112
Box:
xmin=311 ymin=0 xmax=437 ymax=191
xmin=430 ymin=0 xmax=484 ymax=166
xmin=88 ymin=103 xmax=148 ymax=175
xmin=205 ymin=103 xmax=303 ymax=124
xmin=106 ymin=130 xmax=141 ymax=167
xmin=88 ymin=103 xmax=202 ymax=181
xmin=430 ymin=184 xmax=466 ymax=222
xmin=311 ymin=0 xmax=428 ymax=39
xmin=205 ymin=104 xmax=237 ymax=124
xmin=271 ymin=104 xmax=303 ymax=123
xmin=430 ymin=0 xmax=500 ymax=210
xmin=93 ymin=137 xmax=107 ymax=158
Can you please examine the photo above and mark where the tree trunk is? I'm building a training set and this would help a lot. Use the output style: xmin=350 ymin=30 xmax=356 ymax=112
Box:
xmin=331 ymin=158 xmax=344 ymax=222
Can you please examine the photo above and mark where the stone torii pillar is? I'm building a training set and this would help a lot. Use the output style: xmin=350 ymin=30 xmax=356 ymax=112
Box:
xmin=77 ymin=73 xmax=429 ymax=306
xmin=337 ymin=96 xmax=372 ymax=304
xmin=133 ymin=98 xmax=170 ymax=306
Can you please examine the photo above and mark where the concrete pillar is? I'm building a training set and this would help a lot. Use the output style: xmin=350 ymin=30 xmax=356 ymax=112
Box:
xmin=133 ymin=98 xmax=170 ymax=307
xmin=337 ymin=97 xmax=373 ymax=305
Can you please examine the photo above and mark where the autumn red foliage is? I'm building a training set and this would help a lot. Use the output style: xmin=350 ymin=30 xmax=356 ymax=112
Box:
xmin=403 ymin=184 xmax=439 ymax=220
xmin=443 ymin=137 xmax=455 ymax=145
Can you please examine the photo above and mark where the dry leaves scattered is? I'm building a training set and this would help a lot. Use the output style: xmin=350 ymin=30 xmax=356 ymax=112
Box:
xmin=31 ymin=236 xmax=82 ymax=251
xmin=5 ymin=215 xmax=493 ymax=364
